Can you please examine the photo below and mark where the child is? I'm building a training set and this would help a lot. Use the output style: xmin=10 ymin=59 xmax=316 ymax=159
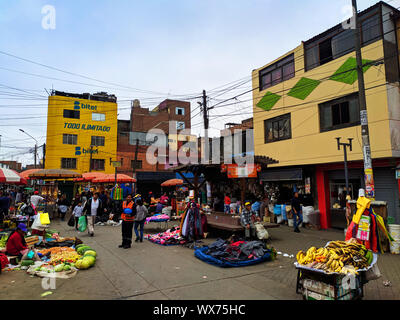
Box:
xmin=72 ymin=201 xmax=84 ymax=231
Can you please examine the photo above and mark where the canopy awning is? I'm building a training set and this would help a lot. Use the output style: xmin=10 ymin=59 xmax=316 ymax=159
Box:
xmin=74 ymin=172 xmax=108 ymax=182
xmin=20 ymin=169 xmax=40 ymax=180
xmin=29 ymin=169 xmax=82 ymax=179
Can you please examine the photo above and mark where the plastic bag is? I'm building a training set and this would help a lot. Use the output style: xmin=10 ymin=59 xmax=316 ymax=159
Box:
xmin=67 ymin=215 xmax=75 ymax=227
xmin=78 ymin=216 xmax=87 ymax=232
xmin=31 ymin=214 xmax=46 ymax=230
xmin=39 ymin=212 xmax=50 ymax=225
xmin=255 ymin=222 xmax=269 ymax=240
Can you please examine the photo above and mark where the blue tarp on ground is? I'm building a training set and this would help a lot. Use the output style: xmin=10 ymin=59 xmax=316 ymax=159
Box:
xmin=194 ymin=246 xmax=273 ymax=268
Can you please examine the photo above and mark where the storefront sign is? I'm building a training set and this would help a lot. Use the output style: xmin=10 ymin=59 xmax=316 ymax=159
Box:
xmin=112 ymin=161 xmax=121 ymax=168
xmin=74 ymin=100 xmax=98 ymax=111
xmin=64 ymin=122 xmax=111 ymax=132
xmin=364 ymin=168 xmax=375 ymax=200
xmin=221 ymin=164 xmax=260 ymax=178
xmin=363 ymin=145 xmax=372 ymax=169
xmin=75 ymin=146 xmax=98 ymax=156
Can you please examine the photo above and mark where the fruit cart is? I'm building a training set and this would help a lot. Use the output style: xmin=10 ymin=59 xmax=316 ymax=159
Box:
xmin=294 ymin=241 xmax=378 ymax=300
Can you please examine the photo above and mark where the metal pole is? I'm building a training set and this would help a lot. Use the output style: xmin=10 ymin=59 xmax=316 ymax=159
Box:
xmin=34 ymin=144 xmax=37 ymax=169
xmin=202 ymin=90 xmax=209 ymax=164
xmin=343 ymin=145 xmax=349 ymax=197
xmin=352 ymin=0 xmax=375 ymax=199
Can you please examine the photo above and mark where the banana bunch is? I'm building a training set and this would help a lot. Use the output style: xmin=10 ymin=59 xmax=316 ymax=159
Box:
xmin=296 ymin=241 xmax=373 ymax=275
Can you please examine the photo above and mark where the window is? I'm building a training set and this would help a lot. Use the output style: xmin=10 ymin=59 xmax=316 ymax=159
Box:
xmin=62 ymin=134 xmax=77 ymax=145
xmin=259 ymin=54 xmax=295 ymax=91
xmin=131 ymin=160 xmax=142 ymax=169
xmin=176 ymin=107 xmax=185 ymax=116
xmin=305 ymin=11 xmax=381 ymax=71
xmin=176 ymin=121 xmax=185 ymax=130
xmin=91 ymin=159 xmax=105 ymax=171
xmin=264 ymin=114 xmax=291 ymax=143
xmin=319 ymin=93 xmax=360 ymax=132
xmin=63 ymin=109 xmax=80 ymax=119
xmin=91 ymin=136 xmax=105 ymax=147
xmin=92 ymin=113 xmax=105 ymax=121
xmin=61 ymin=158 xmax=77 ymax=169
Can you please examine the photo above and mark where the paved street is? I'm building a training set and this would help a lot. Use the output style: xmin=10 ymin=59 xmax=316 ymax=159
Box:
xmin=1 ymin=219 xmax=399 ymax=300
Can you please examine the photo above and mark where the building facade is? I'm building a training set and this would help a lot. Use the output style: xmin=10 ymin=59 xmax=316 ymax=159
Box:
xmin=117 ymin=99 xmax=193 ymax=195
xmin=252 ymin=2 xmax=400 ymax=228
xmin=45 ymin=91 xmax=118 ymax=174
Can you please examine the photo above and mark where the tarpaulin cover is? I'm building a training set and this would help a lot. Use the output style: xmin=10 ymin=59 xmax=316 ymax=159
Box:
xmin=194 ymin=246 xmax=273 ymax=268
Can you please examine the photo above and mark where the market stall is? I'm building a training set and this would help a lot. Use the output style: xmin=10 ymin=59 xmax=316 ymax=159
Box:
xmin=295 ymin=241 xmax=378 ymax=300
xmin=0 ymin=229 xmax=99 ymax=276
xmin=144 ymin=226 xmax=187 ymax=246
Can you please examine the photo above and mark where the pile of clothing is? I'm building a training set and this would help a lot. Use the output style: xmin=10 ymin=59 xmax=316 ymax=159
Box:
xmin=145 ymin=214 xmax=170 ymax=224
xmin=145 ymin=226 xmax=186 ymax=246
xmin=195 ymin=237 xmax=275 ymax=268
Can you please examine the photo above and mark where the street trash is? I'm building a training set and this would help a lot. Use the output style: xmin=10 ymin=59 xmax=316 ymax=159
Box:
xmin=41 ymin=291 xmax=53 ymax=297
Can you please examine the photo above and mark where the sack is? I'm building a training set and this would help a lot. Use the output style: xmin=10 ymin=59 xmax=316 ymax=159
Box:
xmin=365 ymin=263 xmax=381 ymax=281
xmin=39 ymin=212 xmax=50 ymax=225
xmin=67 ymin=215 xmax=75 ymax=227
xmin=78 ymin=216 xmax=87 ymax=232
xmin=255 ymin=222 xmax=269 ymax=240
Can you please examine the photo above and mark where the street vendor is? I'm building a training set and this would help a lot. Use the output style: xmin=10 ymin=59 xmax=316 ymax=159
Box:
xmin=240 ymin=202 xmax=260 ymax=240
xmin=5 ymin=223 xmax=40 ymax=261
xmin=119 ymin=194 xmax=136 ymax=249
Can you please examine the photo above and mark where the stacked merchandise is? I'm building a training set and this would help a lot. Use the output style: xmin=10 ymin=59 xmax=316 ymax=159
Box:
xmin=26 ymin=243 xmax=98 ymax=277
xmin=145 ymin=214 xmax=170 ymax=224
xmin=195 ymin=238 xmax=276 ymax=268
xmin=346 ymin=191 xmax=394 ymax=253
xmin=145 ymin=227 xmax=186 ymax=246
xmin=296 ymin=241 xmax=375 ymax=275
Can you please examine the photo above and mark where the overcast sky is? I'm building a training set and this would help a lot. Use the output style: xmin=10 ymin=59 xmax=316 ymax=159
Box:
xmin=0 ymin=0 xmax=397 ymax=166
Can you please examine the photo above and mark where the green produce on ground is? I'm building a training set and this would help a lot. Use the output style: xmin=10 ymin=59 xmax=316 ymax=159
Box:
xmin=54 ymin=264 xmax=64 ymax=272
xmin=84 ymin=250 xmax=97 ymax=258
xmin=20 ymin=260 xmax=34 ymax=267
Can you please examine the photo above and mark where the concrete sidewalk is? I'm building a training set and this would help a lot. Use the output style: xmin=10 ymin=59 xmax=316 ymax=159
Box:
xmin=0 ymin=219 xmax=398 ymax=300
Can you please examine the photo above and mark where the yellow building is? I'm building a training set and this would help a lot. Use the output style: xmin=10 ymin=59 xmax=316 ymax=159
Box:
xmin=45 ymin=91 xmax=118 ymax=174
xmin=252 ymin=1 xmax=400 ymax=229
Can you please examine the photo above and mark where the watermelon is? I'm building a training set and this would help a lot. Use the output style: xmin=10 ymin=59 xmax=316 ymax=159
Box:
xmin=75 ymin=244 xmax=86 ymax=250
xmin=78 ymin=259 xmax=91 ymax=270
xmin=84 ymin=250 xmax=97 ymax=258
xmin=20 ymin=260 xmax=34 ymax=267
xmin=83 ymin=256 xmax=96 ymax=267
xmin=77 ymin=246 xmax=91 ymax=255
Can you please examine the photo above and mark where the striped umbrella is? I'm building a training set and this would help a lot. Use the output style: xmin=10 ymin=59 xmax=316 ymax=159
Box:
xmin=0 ymin=168 xmax=27 ymax=185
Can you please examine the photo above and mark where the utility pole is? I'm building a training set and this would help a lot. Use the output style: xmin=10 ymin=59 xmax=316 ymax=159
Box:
xmin=34 ymin=144 xmax=37 ymax=169
xmin=352 ymin=0 xmax=375 ymax=199
xmin=202 ymin=90 xmax=209 ymax=164
xmin=336 ymin=138 xmax=353 ymax=198
xmin=43 ymin=144 xmax=46 ymax=169
xmin=89 ymin=145 xmax=93 ymax=172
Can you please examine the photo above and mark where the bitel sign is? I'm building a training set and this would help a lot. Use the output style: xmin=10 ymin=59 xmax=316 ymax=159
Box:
xmin=75 ymin=147 xmax=98 ymax=156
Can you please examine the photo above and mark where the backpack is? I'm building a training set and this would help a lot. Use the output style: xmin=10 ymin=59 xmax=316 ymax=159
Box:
xmin=24 ymin=204 xmax=35 ymax=216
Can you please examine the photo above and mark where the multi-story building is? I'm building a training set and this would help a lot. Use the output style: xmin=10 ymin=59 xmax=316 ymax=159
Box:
xmin=45 ymin=91 xmax=118 ymax=174
xmin=0 ymin=161 xmax=22 ymax=172
xmin=117 ymin=99 xmax=193 ymax=195
xmin=252 ymin=1 xmax=400 ymax=228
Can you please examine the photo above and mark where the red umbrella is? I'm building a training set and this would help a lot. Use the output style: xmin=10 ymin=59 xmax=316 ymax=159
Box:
xmin=161 ymin=179 xmax=184 ymax=187
xmin=92 ymin=174 xmax=136 ymax=184
xmin=0 ymin=168 xmax=27 ymax=185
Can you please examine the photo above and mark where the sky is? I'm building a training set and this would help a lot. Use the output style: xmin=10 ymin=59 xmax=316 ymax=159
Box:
xmin=0 ymin=0 xmax=398 ymax=166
